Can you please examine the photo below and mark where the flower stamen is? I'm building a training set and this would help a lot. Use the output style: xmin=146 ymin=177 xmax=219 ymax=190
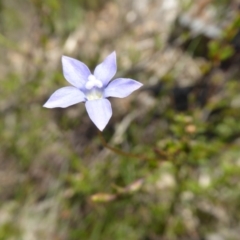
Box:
xmin=85 ymin=75 xmax=103 ymax=90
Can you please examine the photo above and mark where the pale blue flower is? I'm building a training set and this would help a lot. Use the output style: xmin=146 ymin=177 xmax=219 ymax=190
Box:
xmin=43 ymin=52 xmax=143 ymax=131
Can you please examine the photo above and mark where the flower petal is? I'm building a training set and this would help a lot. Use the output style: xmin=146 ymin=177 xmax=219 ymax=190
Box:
xmin=94 ymin=52 xmax=117 ymax=86
xmin=43 ymin=86 xmax=85 ymax=108
xmin=104 ymin=78 xmax=143 ymax=98
xmin=62 ymin=56 xmax=91 ymax=89
xmin=85 ymin=99 xmax=112 ymax=131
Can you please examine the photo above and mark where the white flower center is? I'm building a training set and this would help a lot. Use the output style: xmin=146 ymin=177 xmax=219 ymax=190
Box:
xmin=85 ymin=75 xmax=103 ymax=90
xmin=85 ymin=75 xmax=103 ymax=100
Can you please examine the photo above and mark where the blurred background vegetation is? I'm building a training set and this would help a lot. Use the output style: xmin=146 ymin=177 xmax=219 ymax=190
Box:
xmin=1 ymin=0 xmax=240 ymax=239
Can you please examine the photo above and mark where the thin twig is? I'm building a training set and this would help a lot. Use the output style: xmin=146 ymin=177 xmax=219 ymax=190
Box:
xmin=98 ymin=130 xmax=147 ymax=160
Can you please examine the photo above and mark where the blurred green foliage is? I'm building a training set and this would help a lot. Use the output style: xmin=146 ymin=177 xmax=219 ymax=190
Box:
xmin=1 ymin=0 xmax=240 ymax=239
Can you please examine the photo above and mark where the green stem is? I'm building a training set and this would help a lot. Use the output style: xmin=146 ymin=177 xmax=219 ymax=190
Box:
xmin=98 ymin=130 xmax=147 ymax=160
